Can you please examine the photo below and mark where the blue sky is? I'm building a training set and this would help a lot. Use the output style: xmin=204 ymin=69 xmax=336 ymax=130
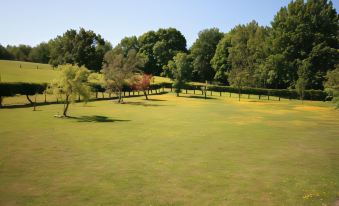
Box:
xmin=1 ymin=0 xmax=338 ymax=47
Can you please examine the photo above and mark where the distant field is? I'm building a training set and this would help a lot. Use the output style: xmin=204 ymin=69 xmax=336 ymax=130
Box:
xmin=0 ymin=93 xmax=338 ymax=205
xmin=0 ymin=60 xmax=172 ymax=84
xmin=0 ymin=60 xmax=59 ymax=83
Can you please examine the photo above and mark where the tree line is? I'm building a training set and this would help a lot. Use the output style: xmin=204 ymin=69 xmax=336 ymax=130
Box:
xmin=0 ymin=0 xmax=338 ymax=92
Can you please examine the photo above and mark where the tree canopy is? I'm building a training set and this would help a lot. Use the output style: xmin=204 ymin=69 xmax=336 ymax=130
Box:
xmin=190 ymin=28 xmax=224 ymax=82
xmin=49 ymin=28 xmax=112 ymax=71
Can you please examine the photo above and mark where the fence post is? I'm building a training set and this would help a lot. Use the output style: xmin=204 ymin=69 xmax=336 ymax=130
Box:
xmin=220 ymin=91 xmax=222 ymax=96
xmin=229 ymin=92 xmax=231 ymax=97
xmin=44 ymin=91 xmax=47 ymax=103
xmin=259 ymin=95 xmax=261 ymax=100
xmin=186 ymin=89 xmax=187 ymax=94
xmin=248 ymin=94 xmax=250 ymax=99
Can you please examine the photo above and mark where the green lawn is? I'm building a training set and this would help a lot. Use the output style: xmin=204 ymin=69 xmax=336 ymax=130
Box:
xmin=0 ymin=60 xmax=172 ymax=84
xmin=0 ymin=92 xmax=338 ymax=206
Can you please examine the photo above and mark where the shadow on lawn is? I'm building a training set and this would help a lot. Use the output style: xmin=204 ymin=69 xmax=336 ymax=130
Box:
xmin=143 ymin=98 xmax=167 ymax=102
xmin=69 ymin=115 xmax=130 ymax=123
xmin=182 ymin=95 xmax=217 ymax=100
xmin=122 ymin=101 xmax=166 ymax=107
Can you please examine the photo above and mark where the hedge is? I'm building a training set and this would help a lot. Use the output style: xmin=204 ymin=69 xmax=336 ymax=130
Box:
xmin=0 ymin=82 xmax=47 ymax=97
xmin=0 ymin=81 xmax=329 ymax=103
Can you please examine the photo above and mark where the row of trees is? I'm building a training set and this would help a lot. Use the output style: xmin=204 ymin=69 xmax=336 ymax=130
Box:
xmin=1 ymin=0 xmax=338 ymax=92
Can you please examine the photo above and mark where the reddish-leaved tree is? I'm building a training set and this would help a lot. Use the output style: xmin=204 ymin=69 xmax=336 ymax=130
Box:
xmin=134 ymin=74 xmax=152 ymax=100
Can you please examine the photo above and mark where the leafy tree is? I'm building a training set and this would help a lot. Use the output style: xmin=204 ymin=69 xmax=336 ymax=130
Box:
xmin=133 ymin=74 xmax=152 ymax=100
xmin=153 ymin=28 xmax=187 ymax=70
xmin=29 ymin=42 xmax=50 ymax=63
xmin=268 ymin=0 xmax=339 ymax=89
xmin=138 ymin=31 xmax=159 ymax=74
xmin=0 ymin=44 xmax=13 ymax=60
xmin=138 ymin=28 xmax=187 ymax=75
xmin=295 ymin=60 xmax=310 ymax=103
xmin=228 ymin=21 xmax=269 ymax=87
xmin=211 ymin=34 xmax=232 ymax=84
xmin=48 ymin=28 xmax=111 ymax=71
xmin=324 ymin=65 xmax=339 ymax=108
xmin=6 ymin=44 xmax=32 ymax=61
xmin=228 ymin=67 xmax=250 ymax=101
xmin=165 ymin=52 xmax=192 ymax=96
xmin=102 ymin=48 xmax=144 ymax=103
xmin=51 ymin=65 xmax=91 ymax=117
xmin=190 ymin=28 xmax=223 ymax=82
xmin=115 ymin=36 xmax=139 ymax=56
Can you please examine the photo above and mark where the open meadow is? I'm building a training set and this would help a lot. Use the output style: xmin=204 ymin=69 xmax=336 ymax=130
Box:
xmin=0 ymin=91 xmax=338 ymax=206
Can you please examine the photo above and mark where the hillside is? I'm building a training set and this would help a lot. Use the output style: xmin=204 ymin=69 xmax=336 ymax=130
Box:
xmin=0 ymin=60 xmax=172 ymax=84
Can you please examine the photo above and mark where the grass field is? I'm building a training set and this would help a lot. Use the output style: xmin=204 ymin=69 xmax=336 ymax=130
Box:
xmin=0 ymin=92 xmax=338 ymax=206
xmin=0 ymin=60 xmax=171 ymax=84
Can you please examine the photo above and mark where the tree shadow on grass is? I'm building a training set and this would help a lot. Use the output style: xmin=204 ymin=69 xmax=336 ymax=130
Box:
xmin=69 ymin=115 xmax=130 ymax=123
xmin=181 ymin=95 xmax=217 ymax=100
xmin=143 ymin=99 xmax=167 ymax=102
xmin=122 ymin=101 xmax=166 ymax=107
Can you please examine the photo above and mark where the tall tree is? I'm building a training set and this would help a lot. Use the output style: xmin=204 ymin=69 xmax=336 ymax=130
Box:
xmin=190 ymin=28 xmax=223 ymax=82
xmin=211 ymin=34 xmax=232 ymax=84
xmin=190 ymin=28 xmax=223 ymax=81
xmin=102 ymin=48 xmax=144 ymax=103
xmin=165 ymin=52 xmax=192 ymax=96
xmin=0 ymin=44 xmax=13 ymax=60
xmin=29 ymin=42 xmax=50 ymax=63
xmin=324 ymin=65 xmax=339 ymax=108
xmin=228 ymin=21 xmax=269 ymax=87
xmin=6 ymin=44 xmax=32 ymax=61
xmin=138 ymin=28 xmax=187 ymax=75
xmin=48 ymin=28 xmax=111 ymax=71
xmin=267 ymin=0 xmax=339 ymax=89
xmin=115 ymin=36 xmax=139 ymax=56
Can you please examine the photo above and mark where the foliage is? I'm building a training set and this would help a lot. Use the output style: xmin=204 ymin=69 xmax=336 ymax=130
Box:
xmin=267 ymin=0 xmax=339 ymax=89
xmin=51 ymin=65 xmax=91 ymax=116
xmin=165 ymin=52 xmax=192 ymax=96
xmin=48 ymin=28 xmax=111 ymax=71
xmin=133 ymin=74 xmax=152 ymax=100
xmin=138 ymin=28 xmax=187 ymax=75
xmin=28 ymin=42 xmax=50 ymax=64
xmin=324 ymin=65 xmax=339 ymax=107
xmin=190 ymin=28 xmax=224 ymax=82
xmin=211 ymin=34 xmax=232 ymax=84
xmin=0 ymin=44 xmax=14 ymax=60
xmin=102 ymin=48 xmax=144 ymax=103
xmin=228 ymin=21 xmax=269 ymax=88
xmin=6 ymin=44 xmax=32 ymax=61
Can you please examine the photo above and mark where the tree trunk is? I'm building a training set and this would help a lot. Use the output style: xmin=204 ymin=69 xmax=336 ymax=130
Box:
xmin=238 ymin=89 xmax=241 ymax=101
xmin=0 ymin=96 xmax=3 ymax=107
xmin=63 ymin=95 xmax=70 ymax=117
xmin=143 ymin=90 xmax=148 ymax=100
xmin=26 ymin=95 xmax=33 ymax=105
xmin=44 ymin=92 xmax=47 ymax=103
xmin=176 ymin=92 xmax=179 ymax=97
xmin=33 ymin=94 xmax=37 ymax=111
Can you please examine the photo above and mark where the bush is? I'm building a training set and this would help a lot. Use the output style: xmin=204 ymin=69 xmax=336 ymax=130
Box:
xmin=0 ymin=82 xmax=47 ymax=97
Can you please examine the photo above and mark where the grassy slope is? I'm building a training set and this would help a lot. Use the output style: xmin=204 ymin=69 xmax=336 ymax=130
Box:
xmin=0 ymin=60 xmax=172 ymax=84
xmin=0 ymin=60 xmax=59 ymax=83
xmin=0 ymin=93 xmax=338 ymax=206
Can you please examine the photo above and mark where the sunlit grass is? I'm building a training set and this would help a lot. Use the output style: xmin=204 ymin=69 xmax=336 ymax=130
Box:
xmin=0 ymin=92 xmax=338 ymax=205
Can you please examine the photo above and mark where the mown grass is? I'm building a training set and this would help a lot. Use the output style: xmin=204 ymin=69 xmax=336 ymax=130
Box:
xmin=0 ymin=60 xmax=171 ymax=84
xmin=0 ymin=92 xmax=338 ymax=206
